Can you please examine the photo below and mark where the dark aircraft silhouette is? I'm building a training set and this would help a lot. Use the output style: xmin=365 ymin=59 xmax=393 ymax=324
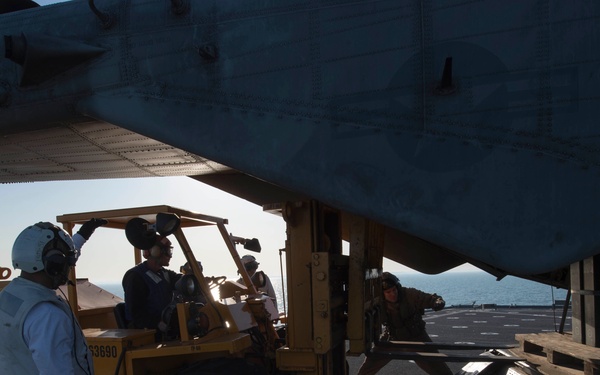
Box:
xmin=0 ymin=0 xmax=38 ymax=14
xmin=1 ymin=0 xmax=599 ymax=288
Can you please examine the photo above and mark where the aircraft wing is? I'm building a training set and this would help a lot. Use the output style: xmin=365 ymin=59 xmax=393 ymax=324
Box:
xmin=2 ymin=0 xmax=600 ymax=286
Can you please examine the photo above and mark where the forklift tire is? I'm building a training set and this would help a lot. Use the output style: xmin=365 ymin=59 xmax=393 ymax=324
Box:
xmin=175 ymin=357 xmax=268 ymax=375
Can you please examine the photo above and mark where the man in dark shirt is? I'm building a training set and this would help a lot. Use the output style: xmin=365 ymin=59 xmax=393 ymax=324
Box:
xmin=122 ymin=236 xmax=181 ymax=339
xmin=357 ymin=272 xmax=452 ymax=375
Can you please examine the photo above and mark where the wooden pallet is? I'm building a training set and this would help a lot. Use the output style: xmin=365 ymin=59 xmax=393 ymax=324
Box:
xmin=370 ymin=341 xmax=524 ymax=363
xmin=377 ymin=340 xmax=518 ymax=351
xmin=369 ymin=350 xmax=524 ymax=363
xmin=513 ymin=333 xmax=600 ymax=375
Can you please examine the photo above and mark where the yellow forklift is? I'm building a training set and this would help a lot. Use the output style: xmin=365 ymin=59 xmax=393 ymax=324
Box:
xmin=1 ymin=202 xmax=387 ymax=375
xmin=55 ymin=205 xmax=283 ymax=375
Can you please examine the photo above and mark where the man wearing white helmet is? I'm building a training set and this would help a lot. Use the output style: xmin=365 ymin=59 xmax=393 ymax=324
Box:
xmin=0 ymin=218 xmax=107 ymax=375
xmin=236 ymin=254 xmax=278 ymax=311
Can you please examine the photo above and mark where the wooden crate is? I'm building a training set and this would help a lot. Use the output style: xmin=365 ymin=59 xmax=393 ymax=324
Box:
xmin=514 ymin=332 xmax=600 ymax=375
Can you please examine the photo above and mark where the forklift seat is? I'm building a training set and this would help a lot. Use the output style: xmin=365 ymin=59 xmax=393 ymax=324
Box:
xmin=114 ymin=302 xmax=129 ymax=329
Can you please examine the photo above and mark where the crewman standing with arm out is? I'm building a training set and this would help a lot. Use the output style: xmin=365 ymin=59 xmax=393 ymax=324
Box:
xmin=0 ymin=218 xmax=107 ymax=375
xmin=357 ymin=272 xmax=452 ymax=375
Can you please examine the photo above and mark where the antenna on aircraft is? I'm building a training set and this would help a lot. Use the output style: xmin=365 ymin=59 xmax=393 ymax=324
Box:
xmin=434 ymin=56 xmax=456 ymax=96
xmin=88 ymin=0 xmax=113 ymax=29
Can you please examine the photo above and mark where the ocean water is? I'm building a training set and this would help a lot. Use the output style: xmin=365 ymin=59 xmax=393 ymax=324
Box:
xmin=395 ymin=272 xmax=568 ymax=307
xmin=99 ymin=271 xmax=568 ymax=311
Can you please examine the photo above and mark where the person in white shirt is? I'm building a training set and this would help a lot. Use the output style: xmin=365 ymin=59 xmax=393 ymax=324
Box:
xmin=0 ymin=219 xmax=107 ymax=375
xmin=236 ymin=255 xmax=278 ymax=311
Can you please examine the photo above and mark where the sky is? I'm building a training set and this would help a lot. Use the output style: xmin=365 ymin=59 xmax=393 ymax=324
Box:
xmin=1 ymin=177 xmax=477 ymax=284
xmin=0 ymin=177 xmax=285 ymax=283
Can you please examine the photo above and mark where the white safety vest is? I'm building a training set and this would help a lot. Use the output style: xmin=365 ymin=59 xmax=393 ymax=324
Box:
xmin=0 ymin=277 xmax=94 ymax=374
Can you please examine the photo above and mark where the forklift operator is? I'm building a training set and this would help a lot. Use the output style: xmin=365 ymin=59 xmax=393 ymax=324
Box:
xmin=122 ymin=236 xmax=182 ymax=339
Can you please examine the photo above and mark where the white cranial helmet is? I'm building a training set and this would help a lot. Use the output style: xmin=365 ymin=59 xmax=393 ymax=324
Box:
xmin=241 ymin=255 xmax=259 ymax=270
xmin=12 ymin=222 xmax=75 ymax=273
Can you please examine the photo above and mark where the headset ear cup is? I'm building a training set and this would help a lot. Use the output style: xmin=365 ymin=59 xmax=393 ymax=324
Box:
xmin=43 ymin=249 xmax=67 ymax=277
xmin=150 ymin=245 xmax=161 ymax=258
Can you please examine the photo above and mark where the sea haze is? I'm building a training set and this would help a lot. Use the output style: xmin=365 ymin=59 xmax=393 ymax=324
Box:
xmin=98 ymin=271 xmax=568 ymax=311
